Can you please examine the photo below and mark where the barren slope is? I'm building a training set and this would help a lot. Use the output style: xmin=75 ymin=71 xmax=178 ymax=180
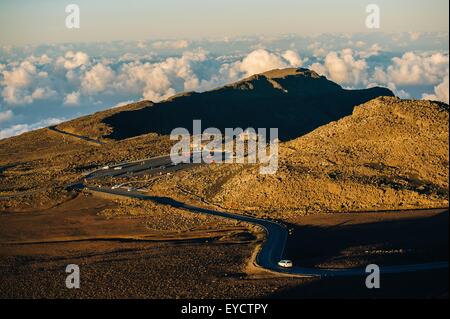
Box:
xmin=164 ymin=97 xmax=449 ymax=217
xmin=57 ymin=68 xmax=393 ymax=141
xmin=0 ymin=128 xmax=172 ymax=211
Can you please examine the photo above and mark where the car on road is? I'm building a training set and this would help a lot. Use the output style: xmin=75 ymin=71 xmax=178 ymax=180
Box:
xmin=126 ymin=187 xmax=137 ymax=192
xmin=101 ymin=165 xmax=110 ymax=170
xmin=114 ymin=166 xmax=122 ymax=170
xmin=278 ymin=260 xmax=293 ymax=268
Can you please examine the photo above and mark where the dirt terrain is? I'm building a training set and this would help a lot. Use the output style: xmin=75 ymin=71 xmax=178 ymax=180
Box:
xmin=284 ymin=209 xmax=449 ymax=269
xmin=57 ymin=100 xmax=154 ymax=142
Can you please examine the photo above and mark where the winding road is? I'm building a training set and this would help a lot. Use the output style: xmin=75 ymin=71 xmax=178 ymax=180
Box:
xmin=48 ymin=126 xmax=106 ymax=145
xmin=83 ymin=155 xmax=449 ymax=278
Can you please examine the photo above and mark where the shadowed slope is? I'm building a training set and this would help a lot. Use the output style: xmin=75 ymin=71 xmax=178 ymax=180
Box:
xmin=101 ymin=68 xmax=394 ymax=141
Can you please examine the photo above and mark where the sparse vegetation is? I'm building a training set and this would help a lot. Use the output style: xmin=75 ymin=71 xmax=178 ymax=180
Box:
xmin=156 ymin=97 xmax=449 ymax=218
xmin=99 ymin=198 xmax=240 ymax=232
xmin=0 ymin=127 xmax=172 ymax=212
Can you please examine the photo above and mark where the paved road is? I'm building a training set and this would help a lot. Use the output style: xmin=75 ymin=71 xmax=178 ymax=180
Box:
xmin=48 ymin=126 xmax=105 ymax=145
xmin=86 ymin=155 xmax=188 ymax=179
xmin=84 ymin=155 xmax=449 ymax=278
xmin=85 ymin=152 xmax=232 ymax=180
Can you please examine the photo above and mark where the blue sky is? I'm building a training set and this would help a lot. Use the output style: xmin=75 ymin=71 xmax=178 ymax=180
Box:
xmin=0 ymin=0 xmax=449 ymax=45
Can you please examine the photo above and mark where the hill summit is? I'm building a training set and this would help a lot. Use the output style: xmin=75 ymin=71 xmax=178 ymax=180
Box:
xmin=169 ymin=96 xmax=449 ymax=216
xmin=58 ymin=68 xmax=394 ymax=141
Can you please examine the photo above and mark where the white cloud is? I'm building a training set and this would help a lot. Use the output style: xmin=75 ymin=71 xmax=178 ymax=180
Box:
xmin=0 ymin=109 xmax=13 ymax=123
xmin=422 ymin=75 xmax=449 ymax=103
xmin=115 ymin=60 xmax=176 ymax=102
xmin=409 ymin=32 xmax=421 ymax=42
xmin=307 ymin=42 xmax=327 ymax=57
xmin=358 ymin=43 xmax=382 ymax=58
xmin=26 ymin=54 xmax=52 ymax=65
xmin=378 ymin=52 xmax=449 ymax=86
xmin=217 ymin=49 xmax=307 ymax=83
xmin=56 ymin=51 xmax=89 ymax=70
xmin=1 ymin=61 xmax=37 ymax=104
xmin=371 ymin=66 xmax=389 ymax=84
xmin=113 ymin=49 xmax=209 ymax=102
xmin=81 ymin=63 xmax=114 ymax=94
xmin=152 ymin=40 xmax=190 ymax=50
xmin=386 ymin=82 xmax=410 ymax=99
xmin=238 ymin=49 xmax=288 ymax=77
xmin=1 ymin=87 xmax=32 ymax=105
xmin=310 ymin=49 xmax=368 ymax=86
xmin=137 ymin=41 xmax=147 ymax=49
xmin=64 ymin=91 xmax=80 ymax=106
xmin=31 ymin=87 xmax=56 ymax=100
xmin=0 ymin=117 xmax=64 ymax=140
xmin=2 ymin=61 xmax=35 ymax=88
xmin=282 ymin=50 xmax=304 ymax=67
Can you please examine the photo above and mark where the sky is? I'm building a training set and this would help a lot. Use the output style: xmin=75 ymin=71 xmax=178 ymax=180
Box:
xmin=0 ymin=1 xmax=448 ymax=139
xmin=0 ymin=0 xmax=448 ymax=45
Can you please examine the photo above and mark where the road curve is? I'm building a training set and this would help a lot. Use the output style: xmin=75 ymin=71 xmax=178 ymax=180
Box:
xmin=87 ymin=184 xmax=449 ymax=278
xmin=48 ymin=126 xmax=105 ymax=145
xmin=82 ymin=154 xmax=449 ymax=278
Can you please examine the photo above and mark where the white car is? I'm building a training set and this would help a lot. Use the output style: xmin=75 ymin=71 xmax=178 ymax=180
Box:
xmin=113 ymin=166 xmax=123 ymax=170
xmin=101 ymin=166 xmax=110 ymax=170
xmin=126 ymin=187 xmax=137 ymax=192
xmin=278 ymin=260 xmax=293 ymax=268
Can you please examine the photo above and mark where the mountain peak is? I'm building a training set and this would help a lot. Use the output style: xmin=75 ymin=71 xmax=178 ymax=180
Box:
xmin=57 ymin=68 xmax=394 ymax=141
xmin=260 ymin=67 xmax=321 ymax=79
xmin=228 ymin=68 xmax=327 ymax=92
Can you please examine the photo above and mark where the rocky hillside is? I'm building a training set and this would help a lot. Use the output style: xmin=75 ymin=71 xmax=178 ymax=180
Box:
xmin=166 ymin=97 xmax=449 ymax=217
xmin=57 ymin=68 xmax=393 ymax=141
xmin=0 ymin=68 xmax=394 ymax=212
